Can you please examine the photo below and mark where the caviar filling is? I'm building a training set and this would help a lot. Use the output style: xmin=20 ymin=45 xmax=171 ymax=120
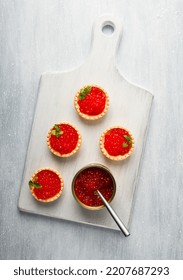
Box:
xmin=74 ymin=167 xmax=114 ymax=207
xmin=104 ymin=128 xmax=133 ymax=156
xmin=49 ymin=124 xmax=79 ymax=155
xmin=77 ymin=86 xmax=107 ymax=116
xmin=29 ymin=169 xmax=61 ymax=200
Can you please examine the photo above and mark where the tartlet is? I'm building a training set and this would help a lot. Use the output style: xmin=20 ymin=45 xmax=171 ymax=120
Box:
xmin=100 ymin=126 xmax=135 ymax=161
xmin=29 ymin=168 xmax=64 ymax=202
xmin=74 ymin=85 xmax=109 ymax=120
xmin=47 ymin=122 xmax=82 ymax=157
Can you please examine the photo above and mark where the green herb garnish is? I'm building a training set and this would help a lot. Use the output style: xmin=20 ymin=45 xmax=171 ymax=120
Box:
xmin=29 ymin=181 xmax=42 ymax=189
xmin=79 ymin=86 xmax=92 ymax=100
xmin=51 ymin=124 xmax=64 ymax=138
xmin=122 ymin=142 xmax=128 ymax=148
xmin=124 ymin=135 xmax=132 ymax=146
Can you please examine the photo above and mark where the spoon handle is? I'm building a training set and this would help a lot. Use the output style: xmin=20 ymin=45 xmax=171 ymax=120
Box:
xmin=97 ymin=190 xmax=130 ymax=237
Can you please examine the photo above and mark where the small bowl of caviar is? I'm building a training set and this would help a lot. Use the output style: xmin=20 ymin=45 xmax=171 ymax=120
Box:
xmin=72 ymin=163 xmax=116 ymax=210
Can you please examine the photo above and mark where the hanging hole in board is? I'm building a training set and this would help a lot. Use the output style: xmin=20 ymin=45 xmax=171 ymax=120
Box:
xmin=102 ymin=22 xmax=115 ymax=36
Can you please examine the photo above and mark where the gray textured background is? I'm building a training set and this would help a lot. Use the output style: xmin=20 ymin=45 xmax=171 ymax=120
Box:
xmin=0 ymin=0 xmax=183 ymax=259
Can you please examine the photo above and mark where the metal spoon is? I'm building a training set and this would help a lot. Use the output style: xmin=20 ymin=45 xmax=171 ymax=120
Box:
xmin=97 ymin=190 xmax=130 ymax=237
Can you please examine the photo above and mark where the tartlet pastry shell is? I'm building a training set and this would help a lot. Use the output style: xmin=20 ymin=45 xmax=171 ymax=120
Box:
xmin=29 ymin=167 xmax=64 ymax=202
xmin=47 ymin=122 xmax=82 ymax=157
xmin=100 ymin=126 xmax=135 ymax=161
xmin=74 ymin=85 xmax=109 ymax=120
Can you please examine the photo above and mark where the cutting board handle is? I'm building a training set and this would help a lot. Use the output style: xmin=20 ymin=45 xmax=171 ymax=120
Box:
xmin=87 ymin=16 xmax=123 ymax=67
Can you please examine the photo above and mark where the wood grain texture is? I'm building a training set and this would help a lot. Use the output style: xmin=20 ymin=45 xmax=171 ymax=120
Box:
xmin=18 ymin=15 xmax=153 ymax=230
xmin=1 ymin=0 xmax=183 ymax=259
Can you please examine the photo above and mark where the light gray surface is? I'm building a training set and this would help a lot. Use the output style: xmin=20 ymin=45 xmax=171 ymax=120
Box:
xmin=18 ymin=15 xmax=153 ymax=231
xmin=0 ymin=0 xmax=183 ymax=260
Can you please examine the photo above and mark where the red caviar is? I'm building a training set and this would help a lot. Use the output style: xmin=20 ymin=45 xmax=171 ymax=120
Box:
xmin=32 ymin=170 xmax=61 ymax=200
xmin=49 ymin=124 xmax=79 ymax=155
xmin=74 ymin=167 xmax=115 ymax=207
xmin=104 ymin=128 xmax=132 ymax=156
xmin=78 ymin=86 xmax=107 ymax=116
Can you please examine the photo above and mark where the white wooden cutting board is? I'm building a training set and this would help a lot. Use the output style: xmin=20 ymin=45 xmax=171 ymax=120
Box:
xmin=18 ymin=16 xmax=153 ymax=231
